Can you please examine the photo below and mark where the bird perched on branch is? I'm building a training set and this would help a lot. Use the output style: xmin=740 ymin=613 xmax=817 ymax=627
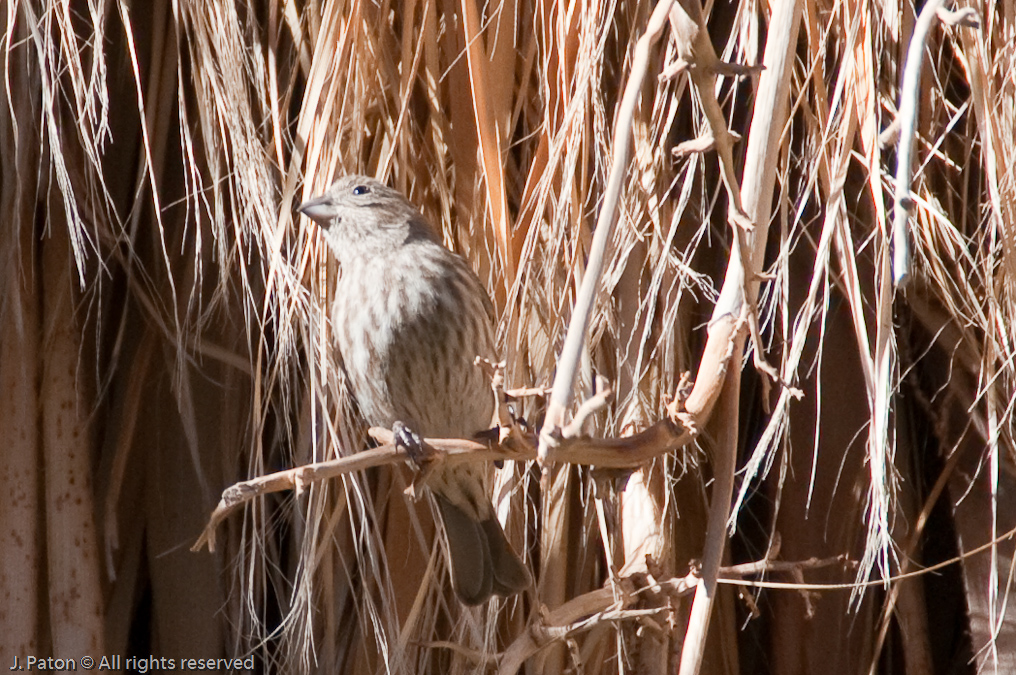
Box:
xmin=298 ymin=175 xmax=530 ymax=605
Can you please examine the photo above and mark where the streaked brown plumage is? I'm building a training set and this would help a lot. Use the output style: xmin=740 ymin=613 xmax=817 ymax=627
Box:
xmin=298 ymin=175 xmax=530 ymax=605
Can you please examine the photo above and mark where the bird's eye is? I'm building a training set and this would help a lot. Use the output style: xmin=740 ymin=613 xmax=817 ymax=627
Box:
xmin=352 ymin=185 xmax=370 ymax=196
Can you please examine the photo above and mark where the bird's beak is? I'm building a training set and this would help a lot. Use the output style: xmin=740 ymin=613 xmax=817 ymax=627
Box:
xmin=297 ymin=195 xmax=334 ymax=225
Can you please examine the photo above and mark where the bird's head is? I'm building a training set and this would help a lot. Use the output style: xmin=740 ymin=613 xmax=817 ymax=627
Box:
xmin=299 ymin=175 xmax=436 ymax=259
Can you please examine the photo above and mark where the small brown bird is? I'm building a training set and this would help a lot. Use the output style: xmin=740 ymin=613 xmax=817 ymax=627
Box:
xmin=299 ymin=175 xmax=530 ymax=605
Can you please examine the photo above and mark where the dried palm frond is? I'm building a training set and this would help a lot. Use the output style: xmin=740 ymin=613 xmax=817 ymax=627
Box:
xmin=2 ymin=0 xmax=1015 ymax=674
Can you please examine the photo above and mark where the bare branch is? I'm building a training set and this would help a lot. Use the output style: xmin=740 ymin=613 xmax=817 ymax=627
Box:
xmin=495 ymin=551 xmax=857 ymax=675
xmin=195 ymin=406 xmax=703 ymax=552
xmin=936 ymin=6 xmax=979 ymax=28
xmin=671 ymin=130 xmax=743 ymax=158
xmin=669 ymin=0 xmax=803 ymax=672
xmin=892 ymin=0 xmax=980 ymax=286
xmin=538 ymin=0 xmax=677 ymax=464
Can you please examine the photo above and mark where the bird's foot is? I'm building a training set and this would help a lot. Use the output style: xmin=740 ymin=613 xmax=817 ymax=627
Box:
xmin=392 ymin=421 xmax=428 ymax=466
xmin=392 ymin=421 xmax=442 ymax=501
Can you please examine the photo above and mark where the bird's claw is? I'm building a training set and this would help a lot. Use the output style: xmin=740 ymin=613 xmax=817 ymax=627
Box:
xmin=392 ymin=421 xmax=428 ymax=467
xmin=392 ymin=421 xmax=443 ymax=502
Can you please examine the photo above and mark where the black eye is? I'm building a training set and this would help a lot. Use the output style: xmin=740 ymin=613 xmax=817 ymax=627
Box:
xmin=352 ymin=185 xmax=370 ymax=196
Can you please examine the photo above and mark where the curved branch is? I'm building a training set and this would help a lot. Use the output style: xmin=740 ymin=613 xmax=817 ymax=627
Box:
xmin=537 ymin=0 xmax=677 ymax=462
xmin=194 ymin=409 xmax=706 ymax=553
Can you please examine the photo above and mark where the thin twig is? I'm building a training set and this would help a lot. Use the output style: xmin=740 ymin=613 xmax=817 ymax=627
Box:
xmin=892 ymin=0 xmax=946 ymax=287
xmin=495 ymin=549 xmax=860 ymax=675
xmin=670 ymin=0 xmax=802 ymax=671
xmin=892 ymin=1 xmax=979 ymax=286
xmin=195 ymin=407 xmax=703 ymax=552
xmin=537 ymin=0 xmax=677 ymax=464
xmin=560 ymin=383 xmax=613 ymax=438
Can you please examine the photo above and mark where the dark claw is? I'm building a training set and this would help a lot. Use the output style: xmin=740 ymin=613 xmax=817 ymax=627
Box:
xmin=393 ymin=421 xmax=426 ymax=466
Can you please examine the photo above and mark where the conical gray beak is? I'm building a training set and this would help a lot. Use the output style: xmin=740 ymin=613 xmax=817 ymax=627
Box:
xmin=297 ymin=195 xmax=334 ymax=224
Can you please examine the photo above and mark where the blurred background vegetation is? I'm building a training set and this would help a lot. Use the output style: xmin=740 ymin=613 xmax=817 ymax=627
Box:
xmin=1 ymin=0 xmax=1013 ymax=673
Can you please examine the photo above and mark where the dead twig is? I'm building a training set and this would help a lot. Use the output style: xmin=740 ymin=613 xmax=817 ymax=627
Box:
xmin=891 ymin=0 xmax=980 ymax=286
xmin=671 ymin=130 xmax=742 ymax=158
xmin=667 ymin=0 xmax=803 ymax=672
xmin=537 ymin=0 xmax=677 ymax=464
xmin=195 ymin=397 xmax=704 ymax=553
xmin=495 ymin=550 xmax=857 ymax=675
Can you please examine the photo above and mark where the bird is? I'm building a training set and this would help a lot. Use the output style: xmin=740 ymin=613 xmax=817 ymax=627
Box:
xmin=298 ymin=174 xmax=530 ymax=605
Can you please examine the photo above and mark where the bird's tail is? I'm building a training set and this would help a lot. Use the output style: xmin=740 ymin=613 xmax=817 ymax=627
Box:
xmin=435 ymin=493 xmax=531 ymax=605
